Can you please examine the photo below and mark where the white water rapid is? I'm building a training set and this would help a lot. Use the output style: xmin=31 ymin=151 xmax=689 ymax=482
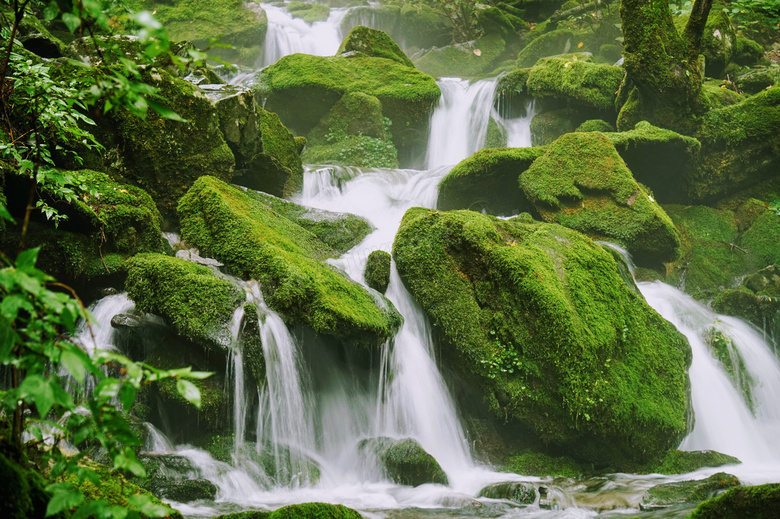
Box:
xmin=260 ymin=4 xmax=348 ymax=67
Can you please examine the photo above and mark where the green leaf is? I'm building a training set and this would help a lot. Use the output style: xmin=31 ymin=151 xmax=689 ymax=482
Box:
xmin=119 ymin=383 xmax=136 ymax=411
xmin=43 ymin=1 xmax=60 ymax=21
xmin=113 ymin=449 xmax=146 ymax=478
xmin=45 ymin=483 xmax=84 ymax=516
xmin=15 ymin=247 xmax=41 ymax=271
xmin=176 ymin=379 xmax=201 ymax=409
xmin=61 ymin=12 xmax=81 ymax=33
xmin=0 ymin=203 xmax=13 ymax=223
xmin=95 ymin=378 xmax=122 ymax=402
xmin=61 ymin=350 xmax=86 ymax=380
xmin=127 ymin=494 xmax=174 ymax=518
xmin=0 ymin=317 xmax=17 ymax=362
xmin=0 ymin=294 xmax=35 ymax=321
xmin=19 ymin=374 xmax=56 ymax=417
xmin=146 ymin=99 xmax=187 ymax=122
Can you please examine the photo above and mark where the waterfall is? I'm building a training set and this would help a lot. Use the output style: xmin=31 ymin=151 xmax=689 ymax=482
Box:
xmin=500 ymin=100 xmax=538 ymax=148
xmin=72 ymin=293 xmax=134 ymax=355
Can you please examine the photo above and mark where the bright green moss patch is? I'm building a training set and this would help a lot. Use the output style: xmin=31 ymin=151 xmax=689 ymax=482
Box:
xmin=642 ymin=450 xmax=741 ymax=475
xmin=359 ymin=437 xmax=448 ymax=486
xmin=437 ymin=147 xmax=544 ymax=215
xmin=414 ymin=34 xmax=507 ymax=78
xmin=125 ymin=253 xmax=245 ymax=348
xmin=364 ymin=250 xmax=391 ymax=294
xmin=530 ymin=109 xmax=586 ymax=146
xmin=689 ymin=482 xmax=780 ymax=518
xmin=287 ymin=2 xmax=330 ymax=24
xmin=519 ymin=132 xmax=681 ymax=266
xmin=640 ymin=472 xmax=740 ymax=511
xmin=526 ymin=53 xmax=623 ymax=112
xmin=269 ymin=503 xmax=363 ymax=519
xmin=338 ymin=26 xmax=413 ymax=68
xmin=178 ymin=176 xmax=401 ymax=345
xmin=393 ymin=208 xmax=691 ymax=469
xmin=257 ymin=108 xmax=304 ymax=197
xmin=505 ymin=451 xmax=584 ymax=478
xmin=576 ymin=119 xmax=615 ymax=133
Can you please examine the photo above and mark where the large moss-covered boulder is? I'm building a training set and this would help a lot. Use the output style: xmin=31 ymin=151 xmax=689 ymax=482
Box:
xmin=132 ymin=454 xmax=217 ymax=502
xmin=689 ymin=483 xmax=780 ymax=518
xmin=269 ymin=503 xmax=363 ymax=519
xmin=338 ymin=26 xmax=413 ymax=68
xmin=178 ymin=176 xmax=401 ymax=346
xmin=302 ymin=92 xmax=398 ymax=168
xmin=700 ymin=11 xmax=737 ymax=78
xmin=477 ymin=481 xmax=536 ymax=504
xmin=123 ymin=0 xmax=267 ymax=66
xmin=340 ymin=4 xmax=452 ymax=51
xmin=256 ymin=52 xmax=440 ymax=153
xmin=359 ymin=437 xmax=448 ymax=486
xmin=364 ymin=250 xmax=391 ymax=294
xmin=605 ymin=122 xmax=701 ymax=204
xmin=414 ymin=34 xmax=507 ymax=78
xmin=712 ymin=265 xmax=780 ymax=341
xmin=691 ymin=86 xmax=780 ymax=203
xmin=518 ymin=132 xmax=681 ymax=266
xmin=393 ymin=209 xmax=691 ymax=469
xmin=437 ymin=147 xmax=545 ymax=215
xmin=125 ymin=253 xmax=245 ymax=348
xmin=526 ymin=54 xmax=623 ymax=113
xmin=517 ymin=29 xmax=590 ymax=68
xmin=530 ymin=108 xmax=588 ymax=146
xmin=640 ymin=473 xmax=741 ymax=511
xmin=641 ymin=449 xmax=741 ymax=475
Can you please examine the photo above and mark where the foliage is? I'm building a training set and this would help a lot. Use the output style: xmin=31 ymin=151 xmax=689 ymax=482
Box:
xmin=724 ymin=0 xmax=780 ymax=33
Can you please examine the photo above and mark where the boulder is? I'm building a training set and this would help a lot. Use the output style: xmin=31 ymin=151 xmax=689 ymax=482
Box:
xmin=358 ymin=437 xmax=448 ymax=486
xmin=642 ymin=450 xmax=741 ymax=475
xmin=364 ymin=250 xmax=391 ymax=293
xmin=712 ymin=265 xmax=780 ymax=343
xmin=337 ymin=26 xmax=414 ymax=68
xmin=640 ymin=472 xmax=740 ymax=511
xmin=287 ymin=2 xmax=330 ymax=24
xmin=339 ymin=4 xmax=452 ymax=51
xmin=519 ymin=132 xmax=682 ymax=266
xmin=517 ymin=29 xmax=589 ymax=68
xmin=178 ymin=176 xmax=401 ymax=346
xmin=505 ymin=451 xmax=583 ymax=477
xmin=393 ymin=208 xmax=692 ymax=469
xmin=414 ymin=34 xmax=507 ymax=78
xmin=477 ymin=481 xmax=537 ymax=504
xmin=530 ymin=108 xmax=588 ymax=146
xmin=735 ymin=68 xmax=780 ymax=95
xmin=733 ymin=36 xmax=767 ymax=67
xmin=133 ymin=454 xmax=217 ymax=502
xmin=689 ymin=483 xmax=780 ymax=518
xmin=700 ymin=11 xmax=737 ymax=78
xmin=269 ymin=503 xmax=363 ymax=519
xmin=575 ymin=119 xmax=615 ymax=133
xmin=437 ymin=147 xmax=545 ymax=215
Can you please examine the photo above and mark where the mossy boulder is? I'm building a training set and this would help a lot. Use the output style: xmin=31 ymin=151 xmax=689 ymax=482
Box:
xmin=736 ymin=68 xmax=780 ymax=95
xmin=640 ymin=472 xmax=741 ymax=511
xmin=414 ymin=34 xmax=507 ymax=79
xmin=256 ymin=53 xmax=440 ymax=154
xmin=689 ymin=483 xmax=780 ymax=518
xmin=364 ymin=250 xmax=391 ymax=293
xmin=359 ymin=437 xmax=448 ymax=486
xmin=269 ymin=503 xmax=363 ymax=519
xmin=477 ymin=481 xmax=536 ymax=504
xmin=213 ymin=88 xmax=263 ymax=171
xmin=575 ymin=119 xmax=615 ymax=133
xmin=125 ymin=253 xmax=245 ymax=348
xmin=132 ymin=454 xmax=217 ymax=502
xmin=178 ymin=176 xmax=401 ymax=346
xmin=123 ymin=0 xmax=267 ymax=67
xmin=733 ymin=36 xmax=767 ymax=67
xmin=437 ymin=147 xmax=545 ymax=215
xmin=519 ymin=132 xmax=681 ymax=266
xmin=517 ymin=29 xmax=591 ymax=68
xmin=337 ymin=26 xmax=413 ymax=68
xmin=504 ymin=451 xmax=583 ymax=477
xmin=642 ymin=450 xmax=741 ymax=475
xmin=340 ymin=4 xmax=452 ymax=51
xmin=529 ymin=109 xmax=587 ymax=146
xmin=605 ymin=121 xmax=701 ymax=204
xmin=712 ymin=267 xmax=780 ymax=342
xmin=700 ymin=11 xmax=738 ymax=78
xmin=287 ymin=2 xmax=330 ymax=24
xmin=526 ymin=53 xmax=623 ymax=113
xmin=393 ymin=208 xmax=692 ymax=469
xmin=242 ymin=189 xmax=372 ymax=255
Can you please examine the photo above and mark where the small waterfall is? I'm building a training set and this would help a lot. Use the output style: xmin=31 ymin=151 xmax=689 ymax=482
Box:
xmin=500 ymin=99 xmax=538 ymax=148
xmin=260 ymin=3 xmax=348 ymax=67
xmin=72 ymin=293 xmax=134 ymax=355
xmin=425 ymin=78 xmax=499 ymax=170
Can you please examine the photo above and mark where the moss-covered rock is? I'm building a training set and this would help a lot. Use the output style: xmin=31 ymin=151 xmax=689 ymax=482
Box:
xmin=504 ymin=451 xmax=584 ymax=477
xmin=575 ymin=119 xmax=615 ymax=133
xmin=605 ymin=121 xmax=701 ymax=204
xmin=287 ymin=2 xmax=330 ymax=24
xmin=736 ymin=68 xmax=780 ymax=95
xmin=517 ymin=29 xmax=591 ymax=68
xmin=213 ymin=88 xmax=263 ymax=171
xmin=529 ymin=108 xmax=587 ymax=146
xmin=712 ymin=266 xmax=780 ymax=342
xmin=496 ymin=68 xmax=531 ymax=117
xmin=340 ymin=4 xmax=452 ymax=51
xmin=256 ymin=53 xmax=440 ymax=154
xmin=700 ymin=11 xmax=738 ymax=78
xmin=178 ymin=176 xmax=401 ymax=346
xmin=689 ymin=482 xmax=780 ymax=518
xmin=437 ymin=147 xmax=544 ymax=215
xmin=242 ymin=189 xmax=372 ymax=255
xmin=269 ymin=503 xmax=363 ymax=519
xmin=519 ymin=132 xmax=681 ymax=266
xmin=733 ymin=36 xmax=767 ymax=67
xmin=337 ymin=26 xmax=413 ymax=68
xmin=125 ymin=253 xmax=245 ymax=348
xmin=393 ymin=208 xmax=691 ymax=469
xmin=414 ymin=34 xmax=507 ymax=79
xmin=132 ymin=454 xmax=217 ymax=502
xmin=703 ymin=327 xmax=755 ymax=410
xmin=642 ymin=450 xmax=741 ymax=475
xmin=123 ymin=0 xmax=267 ymax=67
xmin=364 ymin=250 xmax=391 ymax=293
xmin=526 ymin=53 xmax=623 ymax=113
xmin=359 ymin=437 xmax=448 ymax=487
xmin=640 ymin=472 xmax=741 ymax=511
xmin=477 ymin=481 xmax=536 ymax=504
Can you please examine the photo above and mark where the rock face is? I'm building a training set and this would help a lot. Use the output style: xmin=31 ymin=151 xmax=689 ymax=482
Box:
xmin=477 ymin=481 xmax=537 ymax=504
xmin=520 ymin=132 xmax=681 ymax=266
xmin=338 ymin=26 xmax=414 ymax=68
xmin=640 ymin=473 xmax=740 ymax=511
xmin=414 ymin=34 xmax=507 ymax=78
xmin=393 ymin=209 xmax=692 ymax=469
xmin=364 ymin=250 xmax=391 ymax=293
xmin=642 ymin=449 xmax=741 ymax=475
xmin=359 ymin=437 xmax=449 ymax=486
xmin=178 ymin=176 xmax=401 ymax=346
xmin=689 ymin=483 xmax=780 ymax=518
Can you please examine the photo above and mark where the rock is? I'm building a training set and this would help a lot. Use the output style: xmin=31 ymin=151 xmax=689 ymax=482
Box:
xmin=505 ymin=451 xmax=584 ymax=478
xmin=231 ymin=443 xmax=321 ymax=487
xmin=576 ymin=119 xmax=615 ymax=133
xmin=526 ymin=53 xmax=623 ymax=113
xmin=530 ymin=108 xmax=587 ymax=146
xmin=700 ymin=11 xmax=737 ymax=78
xmin=414 ymin=34 xmax=507 ymax=78
xmin=269 ymin=503 xmax=363 ymax=519
xmin=605 ymin=121 xmax=701 ymax=204
xmin=736 ymin=68 xmax=780 ymax=95
xmin=733 ymin=36 xmax=767 ymax=67
xmin=364 ymin=251 xmax=391 ymax=293
xmin=642 ymin=450 xmax=742 ymax=475
xmin=393 ymin=209 xmax=692 ymax=469
xmin=178 ymin=176 xmax=402 ymax=347
xmin=359 ymin=437 xmax=448 ymax=486
xmin=639 ymin=472 xmax=740 ymax=511
xmin=338 ymin=26 xmax=414 ymax=68
xmin=496 ymin=69 xmax=531 ymax=117
xmin=133 ymin=454 xmax=217 ymax=502
xmin=689 ymin=483 xmax=780 ymax=518
xmin=437 ymin=147 xmax=544 ymax=215
xmin=125 ymin=253 xmax=245 ymax=348
xmin=340 ymin=4 xmax=452 ymax=51
xmin=478 ymin=6 xmax=522 ymax=43
xmin=519 ymin=132 xmax=682 ymax=266
xmin=212 ymin=88 xmax=263 ymax=171
xmin=256 ymin=50 xmax=440 ymax=156
xmin=712 ymin=265 xmax=780 ymax=343
xmin=517 ymin=29 xmax=589 ymax=68
xmin=477 ymin=481 xmax=537 ymax=504
xmin=287 ymin=2 xmax=330 ymax=24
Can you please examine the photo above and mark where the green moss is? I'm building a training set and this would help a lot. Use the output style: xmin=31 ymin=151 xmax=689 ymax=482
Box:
xmin=437 ymin=147 xmax=544 ymax=216
xmin=364 ymin=250 xmax=391 ymax=294
xmin=125 ymin=253 xmax=245 ymax=347
xmin=337 ymin=26 xmax=413 ymax=68
xmin=359 ymin=437 xmax=448 ymax=487
xmin=640 ymin=472 xmax=741 ymax=511
xmin=242 ymin=189 xmax=372 ymax=255
xmin=477 ymin=481 xmax=536 ymax=503
xmin=414 ymin=34 xmax=507 ymax=79
xmin=701 ymin=11 xmax=738 ymax=78
xmin=257 ymin=53 xmax=440 ymax=151
xmin=703 ymin=327 xmax=755 ymax=411
xmin=741 ymin=210 xmax=780 ymax=272
xmin=485 ymin=116 xmax=508 ymax=148
xmin=257 ymin=108 xmax=304 ymax=197
xmin=689 ymin=483 xmax=780 ymax=518
xmin=519 ymin=132 xmax=681 ymax=265
xmin=517 ymin=29 xmax=593 ymax=68
xmin=178 ymin=176 xmax=401 ymax=346
xmin=642 ymin=449 xmax=741 ymax=475
xmin=702 ymin=81 xmax=748 ymax=109
xmin=526 ymin=53 xmax=624 ymax=112
xmin=734 ymin=36 xmax=766 ymax=67
xmin=530 ymin=109 xmax=586 ymax=146
xmin=736 ymin=68 xmax=780 ymax=95
xmin=269 ymin=503 xmax=363 ymax=519
xmin=287 ymin=2 xmax=330 ymax=24
xmin=393 ymin=208 xmax=691 ymax=469
xmin=575 ymin=119 xmax=615 ymax=133
xmin=504 ymin=451 xmax=583 ymax=477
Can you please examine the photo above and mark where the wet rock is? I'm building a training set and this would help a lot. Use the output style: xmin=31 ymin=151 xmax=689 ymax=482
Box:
xmin=338 ymin=26 xmax=413 ymax=68
xmin=530 ymin=108 xmax=587 ymax=146
xmin=689 ymin=482 xmax=780 ymax=518
xmin=364 ymin=251 xmax=391 ymax=294
xmin=642 ymin=450 xmax=741 ymax=475
xmin=639 ymin=472 xmax=740 ymax=511
xmin=477 ymin=481 xmax=537 ymax=504
xmin=133 ymin=454 xmax=217 ymax=502
xmin=414 ymin=34 xmax=507 ymax=78
xmin=359 ymin=437 xmax=448 ymax=487
xmin=268 ymin=503 xmax=362 ymax=519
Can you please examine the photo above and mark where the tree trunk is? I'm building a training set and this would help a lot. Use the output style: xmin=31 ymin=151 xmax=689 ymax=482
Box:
xmin=618 ymin=0 xmax=713 ymax=134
